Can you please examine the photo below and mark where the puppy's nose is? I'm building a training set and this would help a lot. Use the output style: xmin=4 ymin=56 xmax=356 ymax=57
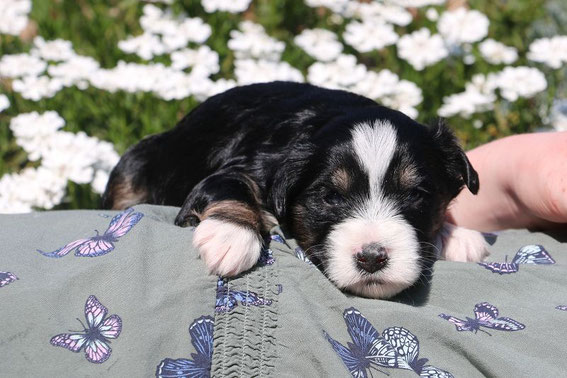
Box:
xmin=355 ymin=243 xmax=388 ymax=274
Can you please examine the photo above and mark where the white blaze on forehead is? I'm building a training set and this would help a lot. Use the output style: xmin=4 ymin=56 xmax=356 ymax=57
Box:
xmin=351 ymin=120 xmax=398 ymax=195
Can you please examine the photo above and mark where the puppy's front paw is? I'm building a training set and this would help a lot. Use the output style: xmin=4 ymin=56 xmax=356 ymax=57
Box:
xmin=192 ymin=218 xmax=263 ymax=276
xmin=439 ymin=222 xmax=490 ymax=262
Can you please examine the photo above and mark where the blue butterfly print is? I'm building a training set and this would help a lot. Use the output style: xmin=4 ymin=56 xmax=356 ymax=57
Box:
xmin=439 ymin=302 xmax=525 ymax=335
xmin=257 ymin=248 xmax=275 ymax=266
xmin=478 ymin=244 xmax=555 ymax=274
xmin=156 ymin=316 xmax=214 ymax=378
xmin=270 ymin=234 xmax=286 ymax=244
xmin=382 ymin=327 xmax=454 ymax=378
xmin=0 ymin=271 xmax=18 ymax=287
xmin=324 ymin=307 xmax=453 ymax=378
xmin=38 ymin=208 xmax=143 ymax=258
xmin=215 ymin=278 xmax=272 ymax=313
xmin=294 ymin=246 xmax=313 ymax=265
xmin=556 ymin=305 xmax=567 ymax=311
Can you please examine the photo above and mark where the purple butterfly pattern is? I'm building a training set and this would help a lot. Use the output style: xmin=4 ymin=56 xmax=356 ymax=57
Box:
xmin=324 ymin=307 xmax=454 ymax=378
xmin=257 ymin=248 xmax=275 ymax=266
xmin=0 ymin=271 xmax=18 ymax=287
xmin=215 ymin=278 xmax=272 ymax=313
xmin=38 ymin=208 xmax=143 ymax=258
xmin=50 ymin=295 xmax=122 ymax=363
xmin=439 ymin=302 xmax=525 ymax=335
xmin=556 ymin=305 xmax=567 ymax=311
xmin=478 ymin=244 xmax=555 ymax=274
xmin=156 ymin=316 xmax=214 ymax=378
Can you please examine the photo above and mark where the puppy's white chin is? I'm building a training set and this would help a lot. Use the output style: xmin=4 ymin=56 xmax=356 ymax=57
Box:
xmin=325 ymin=216 xmax=421 ymax=299
xmin=344 ymin=280 xmax=412 ymax=299
xmin=192 ymin=218 xmax=262 ymax=276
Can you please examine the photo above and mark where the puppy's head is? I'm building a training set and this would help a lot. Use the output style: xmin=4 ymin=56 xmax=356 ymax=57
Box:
xmin=270 ymin=110 xmax=477 ymax=298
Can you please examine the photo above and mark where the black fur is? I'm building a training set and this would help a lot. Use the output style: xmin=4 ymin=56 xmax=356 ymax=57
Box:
xmin=103 ymin=81 xmax=477 ymax=280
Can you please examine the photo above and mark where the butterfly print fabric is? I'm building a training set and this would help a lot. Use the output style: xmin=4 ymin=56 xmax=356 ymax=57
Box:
xmin=50 ymin=295 xmax=122 ymax=363
xmin=324 ymin=307 xmax=453 ymax=378
xmin=38 ymin=208 xmax=143 ymax=258
xmin=478 ymin=244 xmax=555 ymax=274
xmin=0 ymin=271 xmax=18 ymax=287
xmin=215 ymin=278 xmax=272 ymax=313
xmin=439 ymin=302 xmax=525 ymax=335
xmin=156 ymin=316 xmax=214 ymax=378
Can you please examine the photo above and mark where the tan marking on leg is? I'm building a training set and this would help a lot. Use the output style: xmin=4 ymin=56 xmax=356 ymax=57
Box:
xmin=201 ymin=200 xmax=262 ymax=231
xmin=108 ymin=180 xmax=148 ymax=210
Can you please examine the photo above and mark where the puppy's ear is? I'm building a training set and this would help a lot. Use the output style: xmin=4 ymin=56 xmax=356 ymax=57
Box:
xmin=432 ymin=120 xmax=479 ymax=195
xmin=268 ymin=143 xmax=313 ymax=222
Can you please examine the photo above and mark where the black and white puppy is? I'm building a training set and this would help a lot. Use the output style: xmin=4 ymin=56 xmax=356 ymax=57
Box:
xmin=103 ymin=81 xmax=488 ymax=298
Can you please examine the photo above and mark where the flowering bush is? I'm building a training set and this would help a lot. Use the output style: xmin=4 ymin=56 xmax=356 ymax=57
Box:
xmin=1 ymin=0 xmax=566 ymax=212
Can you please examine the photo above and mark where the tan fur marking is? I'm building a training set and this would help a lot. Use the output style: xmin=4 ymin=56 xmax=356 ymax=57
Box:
xmin=201 ymin=200 xmax=262 ymax=230
xmin=110 ymin=180 xmax=148 ymax=210
xmin=331 ymin=168 xmax=351 ymax=192
xmin=399 ymin=165 xmax=419 ymax=189
xmin=291 ymin=203 xmax=316 ymax=247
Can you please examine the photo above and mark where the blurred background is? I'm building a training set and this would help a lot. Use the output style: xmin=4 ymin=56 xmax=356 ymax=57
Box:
xmin=0 ymin=0 xmax=566 ymax=212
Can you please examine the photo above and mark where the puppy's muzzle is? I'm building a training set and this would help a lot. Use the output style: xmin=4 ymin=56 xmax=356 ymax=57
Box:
xmin=355 ymin=242 xmax=389 ymax=274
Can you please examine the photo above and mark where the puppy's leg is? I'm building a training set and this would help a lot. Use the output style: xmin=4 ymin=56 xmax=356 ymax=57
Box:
xmin=175 ymin=171 xmax=268 ymax=277
xmin=438 ymin=222 xmax=490 ymax=262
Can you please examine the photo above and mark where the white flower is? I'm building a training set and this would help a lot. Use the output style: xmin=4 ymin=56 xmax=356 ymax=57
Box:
xmin=479 ymin=39 xmax=518 ymax=65
xmin=0 ymin=167 xmax=66 ymax=213
xmin=48 ymin=55 xmax=100 ymax=89
xmin=10 ymin=111 xmax=65 ymax=161
xmin=304 ymin=0 xmax=350 ymax=14
xmin=0 ymin=0 xmax=31 ymax=36
xmin=353 ymin=70 xmax=422 ymax=118
xmin=438 ymin=8 xmax=489 ymax=45
xmin=118 ymin=32 xmax=166 ymax=60
xmin=550 ymin=99 xmax=567 ymax=131
xmin=527 ymin=36 xmax=567 ymax=69
xmin=344 ymin=19 xmax=398 ymax=53
xmin=380 ymin=80 xmax=422 ymax=119
xmin=234 ymin=59 xmax=304 ymax=85
xmin=495 ymin=66 xmax=547 ymax=102
xmin=438 ymin=82 xmax=496 ymax=118
xmin=171 ymin=46 xmax=220 ymax=76
xmin=229 ymin=21 xmax=285 ymax=61
xmin=12 ymin=75 xmax=64 ymax=101
xmin=353 ymin=69 xmax=401 ymax=100
xmin=392 ymin=0 xmax=445 ymax=7
xmin=0 ymin=94 xmax=9 ymax=112
xmin=201 ymin=0 xmax=252 ymax=13
xmin=30 ymin=37 xmax=76 ymax=61
xmin=138 ymin=5 xmax=211 ymax=52
xmin=294 ymin=29 xmax=343 ymax=62
xmin=307 ymin=54 xmax=367 ymax=90
xmin=426 ymin=8 xmax=439 ymax=21
xmin=92 ymin=170 xmax=110 ymax=194
xmin=396 ymin=28 xmax=448 ymax=71
xmin=0 ymin=53 xmax=46 ymax=78
xmin=344 ymin=3 xmax=412 ymax=26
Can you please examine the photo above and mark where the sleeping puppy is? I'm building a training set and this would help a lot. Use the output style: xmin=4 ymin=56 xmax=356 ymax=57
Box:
xmin=103 ymin=81 xmax=488 ymax=298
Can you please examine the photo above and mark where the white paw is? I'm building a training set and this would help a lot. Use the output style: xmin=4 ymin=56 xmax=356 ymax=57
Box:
xmin=439 ymin=222 xmax=490 ymax=262
xmin=192 ymin=218 xmax=262 ymax=276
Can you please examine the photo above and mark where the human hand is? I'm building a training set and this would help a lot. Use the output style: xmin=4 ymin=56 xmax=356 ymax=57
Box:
xmin=447 ymin=131 xmax=567 ymax=232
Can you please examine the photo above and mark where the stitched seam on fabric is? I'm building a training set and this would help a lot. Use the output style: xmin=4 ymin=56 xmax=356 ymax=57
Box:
xmin=222 ymin=278 xmax=230 ymax=376
xmin=239 ymin=274 xmax=250 ymax=378
xmin=259 ymin=266 xmax=268 ymax=378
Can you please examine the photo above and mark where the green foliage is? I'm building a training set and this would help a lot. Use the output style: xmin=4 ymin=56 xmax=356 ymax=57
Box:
xmin=1 ymin=0 xmax=565 ymax=210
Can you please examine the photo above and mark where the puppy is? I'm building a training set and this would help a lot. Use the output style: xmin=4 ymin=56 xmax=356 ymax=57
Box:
xmin=103 ymin=81 xmax=488 ymax=298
